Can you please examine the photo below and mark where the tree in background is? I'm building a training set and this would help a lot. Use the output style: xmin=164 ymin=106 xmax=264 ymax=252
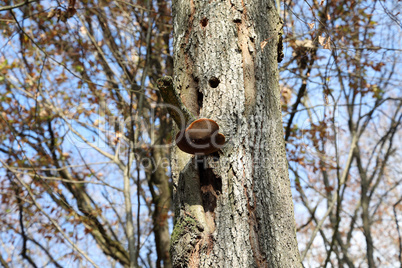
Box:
xmin=1 ymin=0 xmax=173 ymax=267
xmin=281 ymin=0 xmax=402 ymax=267
xmin=0 ymin=0 xmax=401 ymax=267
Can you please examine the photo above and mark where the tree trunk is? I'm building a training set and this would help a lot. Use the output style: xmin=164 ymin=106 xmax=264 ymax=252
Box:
xmin=170 ymin=1 xmax=302 ymax=267
xmin=149 ymin=109 xmax=172 ymax=268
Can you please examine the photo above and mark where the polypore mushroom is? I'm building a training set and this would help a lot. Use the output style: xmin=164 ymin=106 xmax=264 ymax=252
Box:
xmin=157 ymin=77 xmax=226 ymax=155
xmin=176 ymin=118 xmax=225 ymax=155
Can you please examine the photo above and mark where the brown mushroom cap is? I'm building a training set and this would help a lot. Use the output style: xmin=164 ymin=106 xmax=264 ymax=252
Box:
xmin=186 ymin=118 xmax=219 ymax=140
xmin=176 ymin=118 xmax=225 ymax=155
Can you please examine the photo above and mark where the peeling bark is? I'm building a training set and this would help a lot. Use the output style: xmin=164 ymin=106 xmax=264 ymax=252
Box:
xmin=170 ymin=1 xmax=302 ymax=267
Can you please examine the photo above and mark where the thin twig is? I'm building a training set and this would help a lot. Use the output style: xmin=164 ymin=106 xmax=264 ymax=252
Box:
xmin=301 ymin=132 xmax=358 ymax=261
xmin=1 ymin=161 xmax=99 ymax=268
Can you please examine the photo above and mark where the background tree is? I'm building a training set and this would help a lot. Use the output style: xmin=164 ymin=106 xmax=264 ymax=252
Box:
xmin=281 ymin=0 xmax=402 ymax=267
xmin=0 ymin=0 xmax=173 ymax=267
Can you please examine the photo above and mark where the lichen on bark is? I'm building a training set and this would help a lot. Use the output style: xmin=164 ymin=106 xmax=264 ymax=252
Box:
xmin=170 ymin=214 xmax=204 ymax=266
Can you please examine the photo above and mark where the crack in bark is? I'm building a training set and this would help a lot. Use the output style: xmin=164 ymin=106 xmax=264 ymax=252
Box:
xmin=198 ymin=160 xmax=222 ymax=234
xmin=180 ymin=0 xmax=200 ymax=117
xmin=239 ymin=156 xmax=268 ymax=267
xmin=234 ymin=4 xmax=257 ymax=115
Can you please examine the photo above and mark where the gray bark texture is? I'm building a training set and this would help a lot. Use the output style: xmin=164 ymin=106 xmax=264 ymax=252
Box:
xmin=170 ymin=0 xmax=302 ymax=267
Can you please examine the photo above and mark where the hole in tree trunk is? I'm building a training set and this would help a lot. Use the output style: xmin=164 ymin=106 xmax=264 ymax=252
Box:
xmin=197 ymin=160 xmax=222 ymax=212
xmin=198 ymin=90 xmax=204 ymax=108
xmin=200 ymin=17 xmax=208 ymax=27
xmin=208 ymin=77 xmax=220 ymax=88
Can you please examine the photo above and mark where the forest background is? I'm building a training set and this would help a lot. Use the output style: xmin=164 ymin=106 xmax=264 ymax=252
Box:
xmin=0 ymin=0 xmax=401 ymax=267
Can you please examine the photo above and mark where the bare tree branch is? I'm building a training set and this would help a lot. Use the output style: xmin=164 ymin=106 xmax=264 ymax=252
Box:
xmin=0 ymin=0 xmax=37 ymax=12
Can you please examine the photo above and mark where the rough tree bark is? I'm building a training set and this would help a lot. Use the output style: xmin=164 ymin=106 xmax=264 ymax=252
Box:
xmin=168 ymin=0 xmax=302 ymax=267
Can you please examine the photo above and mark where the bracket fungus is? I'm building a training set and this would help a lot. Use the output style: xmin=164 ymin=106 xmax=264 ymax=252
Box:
xmin=176 ymin=118 xmax=225 ymax=155
xmin=157 ymin=77 xmax=226 ymax=155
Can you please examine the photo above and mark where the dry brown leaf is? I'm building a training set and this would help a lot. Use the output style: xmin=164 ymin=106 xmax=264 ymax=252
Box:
xmin=260 ymin=40 xmax=268 ymax=51
xmin=324 ymin=93 xmax=329 ymax=104
xmin=318 ymin=36 xmax=325 ymax=46
xmin=47 ymin=9 xmax=57 ymax=19
xmin=323 ymin=37 xmax=331 ymax=49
